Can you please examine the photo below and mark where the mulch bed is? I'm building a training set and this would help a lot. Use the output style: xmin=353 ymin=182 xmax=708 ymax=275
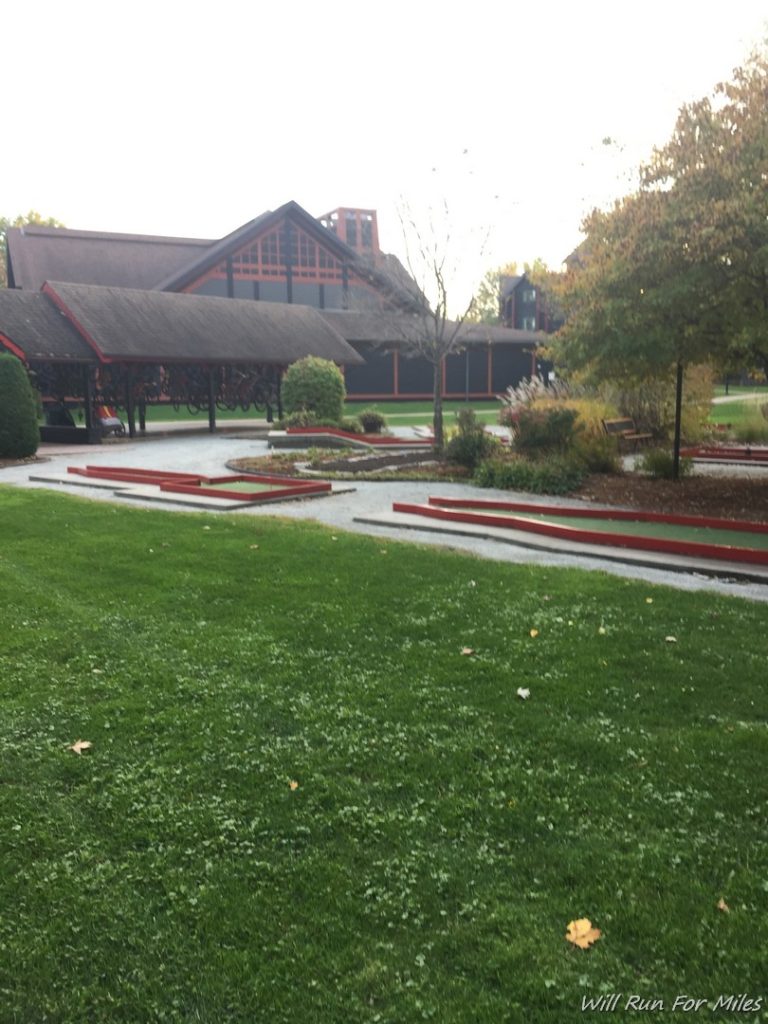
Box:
xmin=574 ymin=473 xmax=768 ymax=523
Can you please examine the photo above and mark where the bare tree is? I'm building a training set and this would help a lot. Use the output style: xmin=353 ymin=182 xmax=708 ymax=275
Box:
xmin=396 ymin=198 xmax=490 ymax=452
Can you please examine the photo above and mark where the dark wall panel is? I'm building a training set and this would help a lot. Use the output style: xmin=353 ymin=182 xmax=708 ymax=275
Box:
xmin=397 ymin=353 xmax=433 ymax=395
xmin=344 ymin=343 xmax=394 ymax=396
xmin=491 ymin=346 xmax=532 ymax=393
xmin=445 ymin=347 xmax=489 ymax=395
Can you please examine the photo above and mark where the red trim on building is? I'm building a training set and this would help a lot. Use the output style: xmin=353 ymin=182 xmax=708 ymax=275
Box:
xmin=0 ymin=332 xmax=28 ymax=361
xmin=42 ymin=283 xmax=107 ymax=363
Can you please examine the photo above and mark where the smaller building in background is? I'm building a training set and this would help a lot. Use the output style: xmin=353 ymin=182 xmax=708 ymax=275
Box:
xmin=500 ymin=273 xmax=562 ymax=334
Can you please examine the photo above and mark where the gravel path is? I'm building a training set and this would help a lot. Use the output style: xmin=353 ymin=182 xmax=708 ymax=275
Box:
xmin=3 ymin=431 xmax=767 ymax=603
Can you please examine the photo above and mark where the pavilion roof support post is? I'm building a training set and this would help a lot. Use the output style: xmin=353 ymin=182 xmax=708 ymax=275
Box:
xmin=207 ymin=367 xmax=217 ymax=433
xmin=124 ymin=367 xmax=136 ymax=438
xmin=276 ymin=370 xmax=283 ymax=421
xmin=138 ymin=400 xmax=146 ymax=432
xmin=83 ymin=366 xmax=94 ymax=431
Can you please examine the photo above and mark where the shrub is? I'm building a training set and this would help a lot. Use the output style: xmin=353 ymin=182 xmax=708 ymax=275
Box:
xmin=638 ymin=448 xmax=693 ymax=479
xmin=338 ymin=417 xmax=364 ymax=434
xmin=512 ymin=407 xmax=581 ymax=458
xmin=475 ymin=455 xmax=585 ymax=495
xmin=283 ymin=410 xmax=319 ymax=428
xmin=445 ymin=408 xmax=500 ymax=469
xmin=572 ymin=434 xmax=621 ymax=474
xmin=358 ymin=407 xmax=387 ymax=434
xmin=281 ymin=357 xmax=346 ymax=424
xmin=0 ymin=354 xmax=39 ymax=459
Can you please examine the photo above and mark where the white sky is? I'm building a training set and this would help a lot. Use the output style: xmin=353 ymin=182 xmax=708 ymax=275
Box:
xmin=4 ymin=0 xmax=766 ymax=306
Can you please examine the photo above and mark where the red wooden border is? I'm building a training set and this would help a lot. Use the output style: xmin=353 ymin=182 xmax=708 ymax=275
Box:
xmin=391 ymin=501 xmax=768 ymax=566
xmin=426 ymin=497 xmax=768 ymax=535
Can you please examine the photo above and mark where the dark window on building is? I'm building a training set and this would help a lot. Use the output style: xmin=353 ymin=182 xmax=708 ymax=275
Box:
xmin=345 ymin=212 xmax=358 ymax=248
xmin=259 ymin=280 xmax=289 ymax=303
xmin=322 ymin=284 xmax=346 ymax=309
xmin=292 ymin=283 xmax=321 ymax=307
xmin=522 ymin=288 xmax=536 ymax=303
xmin=360 ymin=214 xmax=373 ymax=249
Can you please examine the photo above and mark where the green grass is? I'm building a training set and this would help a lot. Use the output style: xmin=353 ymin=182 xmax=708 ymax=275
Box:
xmin=345 ymin=400 xmax=501 ymax=426
xmin=1 ymin=487 xmax=767 ymax=1022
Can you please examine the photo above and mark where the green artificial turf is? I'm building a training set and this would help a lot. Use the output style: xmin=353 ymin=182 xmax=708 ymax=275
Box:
xmin=466 ymin=510 xmax=768 ymax=551
xmin=0 ymin=486 xmax=766 ymax=1023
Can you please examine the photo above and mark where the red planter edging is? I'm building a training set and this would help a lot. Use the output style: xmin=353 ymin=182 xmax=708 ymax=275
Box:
xmin=681 ymin=445 xmax=768 ymax=463
xmin=285 ymin=427 xmax=431 ymax=447
xmin=391 ymin=500 xmax=768 ymax=566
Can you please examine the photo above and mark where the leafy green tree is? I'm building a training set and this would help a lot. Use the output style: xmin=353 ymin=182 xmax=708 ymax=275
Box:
xmin=641 ymin=50 xmax=768 ymax=376
xmin=0 ymin=353 xmax=39 ymax=458
xmin=1 ymin=211 xmax=64 ymax=287
xmin=466 ymin=262 xmax=518 ymax=324
xmin=551 ymin=49 xmax=768 ymax=475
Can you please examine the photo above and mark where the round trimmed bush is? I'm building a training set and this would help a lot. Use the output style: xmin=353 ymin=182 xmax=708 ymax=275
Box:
xmin=0 ymin=354 xmax=39 ymax=459
xmin=281 ymin=357 xmax=346 ymax=424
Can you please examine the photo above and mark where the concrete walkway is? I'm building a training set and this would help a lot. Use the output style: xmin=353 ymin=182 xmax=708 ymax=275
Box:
xmin=2 ymin=428 xmax=767 ymax=604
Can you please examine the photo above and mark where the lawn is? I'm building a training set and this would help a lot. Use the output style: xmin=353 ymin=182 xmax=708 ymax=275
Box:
xmin=1 ymin=487 xmax=766 ymax=1023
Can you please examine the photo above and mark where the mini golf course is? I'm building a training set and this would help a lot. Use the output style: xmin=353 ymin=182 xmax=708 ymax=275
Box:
xmin=386 ymin=497 xmax=768 ymax=572
xmin=28 ymin=465 xmax=335 ymax=509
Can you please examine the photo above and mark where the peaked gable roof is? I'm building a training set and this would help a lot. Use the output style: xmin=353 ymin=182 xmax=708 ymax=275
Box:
xmin=43 ymin=282 xmax=364 ymax=365
xmin=153 ymin=201 xmax=355 ymax=292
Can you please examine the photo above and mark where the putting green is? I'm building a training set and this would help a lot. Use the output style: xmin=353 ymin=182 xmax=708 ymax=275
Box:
xmin=475 ymin=510 xmax=768 ymax=550
xmin=202 ymin=480 xmax=284 ymax=493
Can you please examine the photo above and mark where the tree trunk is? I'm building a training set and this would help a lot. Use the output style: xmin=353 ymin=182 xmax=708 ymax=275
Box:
xmin=672 ymin=360 xmax=684 ymax=481
xmin=432 ymin=358 xmax=444 ymax=453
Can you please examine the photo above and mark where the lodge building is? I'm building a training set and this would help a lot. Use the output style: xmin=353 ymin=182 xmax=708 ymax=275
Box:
xmin=1 ymin=200 xmax=543 ymax=436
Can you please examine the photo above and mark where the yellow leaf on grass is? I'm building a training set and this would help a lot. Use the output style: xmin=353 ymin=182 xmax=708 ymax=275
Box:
xmin=69 ymin=740 xmax=92 ymax=755
xmin=717 ymin=898 xmax=730 ymax=913
xmin=289 ymin=780 xmax=299 ymax=791
xmin=461 ymin=647 xmax=475 ymax=656
xmin=565 ymin=918 xmax=602 ymax=949
xmin=529 ymin=629 xmax=539 ymax=638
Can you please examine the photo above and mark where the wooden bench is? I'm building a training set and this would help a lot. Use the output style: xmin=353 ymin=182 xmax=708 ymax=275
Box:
xmin=602 ymin=418 xmax=653 ymax=451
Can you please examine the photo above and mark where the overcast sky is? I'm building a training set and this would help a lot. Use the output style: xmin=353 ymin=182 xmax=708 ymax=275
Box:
xmin=4 ymin=0 xmax=766 ymax=303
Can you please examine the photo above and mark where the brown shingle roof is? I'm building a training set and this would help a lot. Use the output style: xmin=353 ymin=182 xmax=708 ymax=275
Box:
xmin=321 ymin=310 xmax=541 ymax=346
xmin=45 ymin=282 xmax=364 ymax=365
xmin=6 ymin=226 xmax=212 ymax=291
xmin=0 ymin=289 xmax=95 ymax=362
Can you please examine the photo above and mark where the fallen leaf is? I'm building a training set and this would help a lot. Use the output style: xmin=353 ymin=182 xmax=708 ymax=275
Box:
xmin=598 ymin=625 xmax=607 ymax=635
xmin=202 ymin=526 xmax=211 ymax=531
xmin=717 ymin=898 xmax=730 ymax=913
xmin=529 ymin=629 xmax=539 ymax=638
xmin=461 ymin=647 xmax=475 ymax=656
xmin=645 ymin=597 xmax=654 ymax=604
xmin=665 ymin=636 xmax=678 ymax=643
xmin=516 ymin=687 xmax=530 ymax=700
xmin=249 ymin=544 xmax=259 ymax=549
xmin=289 ymin=780 xmax=299 ymax=791
xmin=69 ymin=740 xmax=92 ymax=755
xmin=565 ymin=918 xmax=602 ymax=949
